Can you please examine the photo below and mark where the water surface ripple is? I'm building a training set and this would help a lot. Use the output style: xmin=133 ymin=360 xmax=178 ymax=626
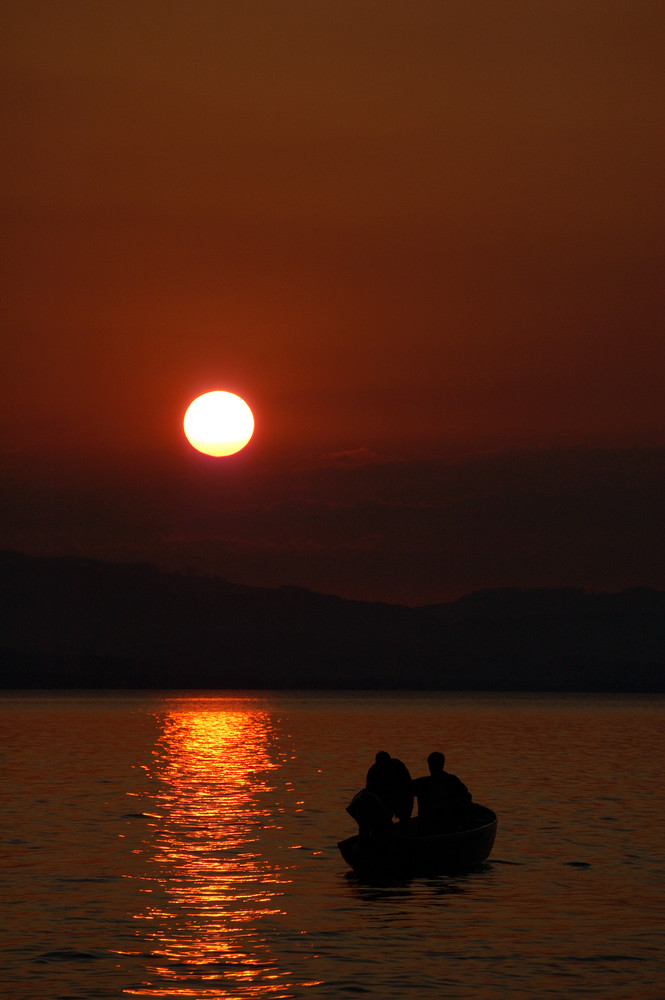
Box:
xmin=1 ymin=691 xmax=663 ymax=998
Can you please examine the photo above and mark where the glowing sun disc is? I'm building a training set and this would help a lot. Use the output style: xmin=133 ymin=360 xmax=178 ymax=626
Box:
xmin=183 ymin=391 xmax=254 ymax=457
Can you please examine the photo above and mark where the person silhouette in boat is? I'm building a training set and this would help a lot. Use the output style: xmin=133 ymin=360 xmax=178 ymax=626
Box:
xmin=412 ymin=751 xmax=473 ymax=835
xmin=365 ymin=750 xmax=414 ymax=828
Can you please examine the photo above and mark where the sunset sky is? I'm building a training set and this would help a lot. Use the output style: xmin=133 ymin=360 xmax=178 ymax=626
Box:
xmin=1 ymin=1 xmax=663 ymax=605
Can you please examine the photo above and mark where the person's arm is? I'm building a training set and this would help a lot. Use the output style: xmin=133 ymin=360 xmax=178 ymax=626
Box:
xmin=453 ymin=775 xmax=472 ymax=804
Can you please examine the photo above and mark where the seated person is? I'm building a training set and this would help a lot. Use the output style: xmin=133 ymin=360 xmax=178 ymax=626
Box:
xmin=366 ymin=750 xmax=414 ymax=826
xmin=412 ymin=751 xmax=472 ymax=835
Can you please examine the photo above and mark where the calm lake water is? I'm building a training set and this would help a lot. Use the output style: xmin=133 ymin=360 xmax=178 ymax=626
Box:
xmin=1 ymin=691 xmax=663 ymax=999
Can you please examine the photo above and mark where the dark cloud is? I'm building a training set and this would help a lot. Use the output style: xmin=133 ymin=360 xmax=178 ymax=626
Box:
xmin=2 ymin=447 xmax=662 ymax=605
xmin=316 ymin=447 xmax=388 ymax=468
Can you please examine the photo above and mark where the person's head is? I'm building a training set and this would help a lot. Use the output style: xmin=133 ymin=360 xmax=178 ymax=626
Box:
xmin=427 ymin=751 xmax=445 ymax=774
xmin=375 ymin=751 xmax=391 ymax=766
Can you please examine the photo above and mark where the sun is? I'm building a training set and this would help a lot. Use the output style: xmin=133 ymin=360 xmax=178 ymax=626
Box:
xmin=183 ymin=391 xmax=255 ymax=457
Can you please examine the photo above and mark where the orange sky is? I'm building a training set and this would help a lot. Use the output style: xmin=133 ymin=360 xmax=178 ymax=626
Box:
xmin=1 ymin=1 xmax=663 ymax=603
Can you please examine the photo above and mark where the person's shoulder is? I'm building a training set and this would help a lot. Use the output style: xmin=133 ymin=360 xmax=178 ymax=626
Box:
xmin=446 ymin=771 xmax=471 ymax=796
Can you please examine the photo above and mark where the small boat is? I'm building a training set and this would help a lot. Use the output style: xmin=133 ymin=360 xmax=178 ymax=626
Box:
xmin=338 ymin=801 xmax=498 ymax=879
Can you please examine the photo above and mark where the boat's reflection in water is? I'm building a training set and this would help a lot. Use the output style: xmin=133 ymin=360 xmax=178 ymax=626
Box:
xmin=126 ymin=702 xmax=295 ymax=998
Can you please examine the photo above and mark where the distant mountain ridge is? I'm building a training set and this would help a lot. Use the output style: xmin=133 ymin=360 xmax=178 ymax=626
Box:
xmin=0 ymin=550 xmax=663 ymax=691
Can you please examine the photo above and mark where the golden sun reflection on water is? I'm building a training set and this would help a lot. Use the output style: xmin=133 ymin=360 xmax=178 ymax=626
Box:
xmin=124 ymin=704 xmax=300 ymax=998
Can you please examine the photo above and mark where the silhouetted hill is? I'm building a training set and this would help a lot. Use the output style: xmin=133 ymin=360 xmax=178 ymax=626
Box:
xmin=0 ymin=551 xmax=662 ymax=691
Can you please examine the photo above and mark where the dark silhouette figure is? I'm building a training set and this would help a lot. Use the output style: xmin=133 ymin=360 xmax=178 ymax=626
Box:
xmin=365 ymin=750 xmax=414 ymax=825
xmin=412 ymin=751 xmax=472 ymax=835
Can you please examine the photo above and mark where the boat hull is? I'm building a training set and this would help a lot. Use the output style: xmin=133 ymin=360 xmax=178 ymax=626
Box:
xmin=338 ymin=804 xmax=497 ymax=879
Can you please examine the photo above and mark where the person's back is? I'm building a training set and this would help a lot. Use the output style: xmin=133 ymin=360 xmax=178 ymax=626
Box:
xmin=366 ymin=751 xmax=413 ymax=825
xmin=413 ymin=751 xmax=472 ymax=834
